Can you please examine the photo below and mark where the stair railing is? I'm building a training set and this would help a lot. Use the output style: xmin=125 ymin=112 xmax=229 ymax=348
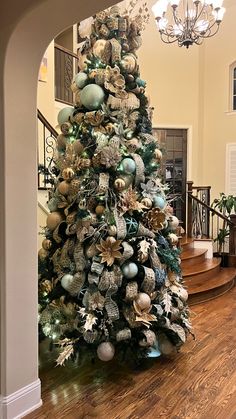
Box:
xmin=54 ymin=43 xmax=78 ymax=105
xmin=187 ymin=181 xmax=236 ymax=267
xmin=37 ymin=109 xmax=57 ymax=190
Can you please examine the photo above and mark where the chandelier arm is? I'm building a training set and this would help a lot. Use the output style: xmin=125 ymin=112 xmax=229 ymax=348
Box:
xmin=195 ymin=23 xmax=220 ymax=38
xmin=160 ymin=32 xmax=180 ymax=44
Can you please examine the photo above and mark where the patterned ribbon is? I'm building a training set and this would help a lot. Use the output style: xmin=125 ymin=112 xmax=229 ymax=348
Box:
xmin=131 ymin=153 xmax=145 ymax=185
xmin=114 ymin=208 xmax=127 ymax=239
xmin=142 ymin=266 xmax=156 ymax=294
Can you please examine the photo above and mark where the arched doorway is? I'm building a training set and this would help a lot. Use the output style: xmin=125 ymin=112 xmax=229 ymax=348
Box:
xmin=0 ymin=1 xmax=117 ymax=417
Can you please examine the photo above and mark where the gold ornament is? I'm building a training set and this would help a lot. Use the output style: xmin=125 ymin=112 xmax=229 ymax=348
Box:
xmin=141 ymin=197 xmax=152 ymax=209
xmin=107 ymin=225 xmax=117 ymax=236
xmin=46 ymin=212 xmax=64 ymax=231
xmin=100 ymin=145 xmax=122 ymax=168
xmin=127 ymin=138 xmax=140 ymax=152
xmin=168 ymin=233 xmax=179 ymax=245
xmin=96 ymin=237 xmax=122 ymax=266
xmin=73 ymin=113 xmax=84 ymax=124
xmin=42 ymin=239 xmax=52 ymax=251
xmin=62 ymin=168 xmax=74 ymax=180
xmin=73 ymin=139 xmax=84 ymax=155
xmin=61 ymin=122 xmax=73 ymax=135
xmin=134 ymin=292 xmax=151 ymax=311
xmin=114 ymin=178 xmax=126 ymax=191
xmin=38 ymin=248 xmax=48 ymax=261
xmin=121 ymin=54 xmax=137 ymax=73
xmin=57 ymin=181 xmax=70 ymax=196
xmin=95 ymin=204 xmax=106 ymax=215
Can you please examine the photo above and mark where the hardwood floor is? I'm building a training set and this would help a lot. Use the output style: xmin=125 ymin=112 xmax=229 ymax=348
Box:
xmin=26 ymin=288 xmax=236 ymax=419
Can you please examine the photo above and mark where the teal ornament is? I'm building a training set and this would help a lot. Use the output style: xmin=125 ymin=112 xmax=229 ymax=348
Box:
xmin=61 ymin=274 xmax=73 ymax=291
xmin=48 ymin=197 xmax=58 ymax=212
xmin=80 ymin=84 xmax=105 ymax=110
xmin=125 ymin=216 xmax=138 ymax=236
xmin=136 ymin=78 xmax=146 ymax=88
xmin=153 ymin=195 xmax=166 ymax=210
xmin=122 ymin=262 xmax=138 ymax=279
xmin=148 ymin=342 xmax=161 ymax=358
xmin=57 ymin=107 xmax=74 ymax=125
xmin=121 ymin=158 xmax=136 ymax=174
xmin=74 ymin=72 xmax=88 ymax=89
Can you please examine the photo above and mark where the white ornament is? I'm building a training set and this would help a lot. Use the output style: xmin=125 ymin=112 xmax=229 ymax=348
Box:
xmin=61 ymin=274 xmax=73 ymax=291
xmin=122 ymin=262 xmax=138 ymax=279
xmin=78 ymin=16 xmax=94 ymax=38
xmin=97 ymin=342 xmax=115 ymax=362
xmin=168 ymin=215 xmax=179 ymax=231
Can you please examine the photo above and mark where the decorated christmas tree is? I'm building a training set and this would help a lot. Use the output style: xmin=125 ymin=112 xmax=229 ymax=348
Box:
xmin=38 ymin=2 xmax=191 ymax=366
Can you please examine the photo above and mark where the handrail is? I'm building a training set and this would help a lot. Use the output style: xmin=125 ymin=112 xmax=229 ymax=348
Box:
xmin=54 ymin=43 xmax=78 ymax=59
xmin=37 ymin=109 xmax=58 ymax=139
xmin=188 ymin=192 xmax=234 ymax=226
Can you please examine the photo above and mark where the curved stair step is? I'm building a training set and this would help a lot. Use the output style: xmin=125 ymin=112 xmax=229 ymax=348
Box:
xmin=181 ymin=248 xmax=208 ymax=268
xmin=187 ymin=267 xmax=236 ymax=305
xmin=180 ymin=237 xmax=194 ymax=251
xmin=182 ymin=257 xmax=221 ymax=282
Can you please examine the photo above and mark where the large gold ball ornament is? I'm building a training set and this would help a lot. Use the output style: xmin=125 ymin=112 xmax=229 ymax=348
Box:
xmin=93 ymin=39 xmax=108 ymax=59
xmin=42 ymin=239 xmax=52 ymax=251
xmin=127 ymin=138 xmax=140 ymax=152
xmin=121 ymin=54 xmax=137 ymax=73
xmin=38 ymin=248 xmax=48 ymax=261
xmin=141 ymin=197 xmax=152 ymax=209
xmin=73 ymin=139 xmax=84 ymax=155
xmin=95 ymin=204 xmax=106 ymax=215
xmin=62 ymin=168 xmax=74 ymax=180
xmin=46 ymin=212 xmax=64 ymax=231
xmin=114 ymin=178 xmax=126 ymax=191
xmin=171 ymin=285 xmax=188 ymax=302
xmin=57 ymin=181 xmax=70 ymax=196
xmin=97 ymin=342 xmax=115 ymax=362
xmin=135 ymin=292 xmax=151 ymax=310
xmin=168 ymin=233 xmax=179 ymax=245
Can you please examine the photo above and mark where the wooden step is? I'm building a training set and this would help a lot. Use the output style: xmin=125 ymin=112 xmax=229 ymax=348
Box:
xmin=188 ymin=267 xmax=236 ymax=305
xmin=182 ymin=257 xmax=221 ymax=284
xmin=181 ymin=248 xmax=208 ymax=268
xmin=180 ymin=237 xmax=194 ymax=251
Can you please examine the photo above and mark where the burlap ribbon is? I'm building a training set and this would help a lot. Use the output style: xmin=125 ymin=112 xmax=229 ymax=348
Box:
xmin=66 ymin=271 xmax=85 ymax=296
xmin=125 ymin=281 xmax=138 ymax=301
xmin=119 ymin=241 xmax=134 ymax=265
xmin=110 ymin=38 xmax=121 ymax=64
xmin=142 ymin=266 xmax=156 ymax=294
xmin=105 ymin=282 xmax=119 ymax=321
xmin=74 ymin=241 xmax=87 ymax=271
xmin=149 ymin=245 xmax=162 ymax=268
xmin=131 ymin=153 xmax=145 ymax=186
xmin=97 ymin=172 xmax=110 ymax=194
xmin=114 ymin=209 xmax=127 ymax=239
xmin=135 ymin=222 xmax=155 ymax=239
xmin=116 ymin=328 xmax=131 ymax=341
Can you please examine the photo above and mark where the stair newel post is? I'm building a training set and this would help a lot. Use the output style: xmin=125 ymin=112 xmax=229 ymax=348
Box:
xmin=228 ymin=214 xmax=236 ymax=267
xmin=187 ymin=181 xmax=194 ymax=238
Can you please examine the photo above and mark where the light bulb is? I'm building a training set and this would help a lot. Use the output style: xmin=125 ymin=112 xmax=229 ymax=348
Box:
xmin=158 ymin=17 xmax=169 ymax=31
xmin=173 ymin=24 xmax=183 ymax=35
xmin=186 ymin=9 xmax=196 ymax=19
xmin=170 ymin=0 xmax=180 ymax=6
xmin=213 ymin=6 xmax=225 ymax=21
xmin=196 ymin=19 xmax=209 ymax=31
xmin=152 ymin=0 xmax=169 ymax=18
xmin=212 ymin=0 xmax=224 ymax=8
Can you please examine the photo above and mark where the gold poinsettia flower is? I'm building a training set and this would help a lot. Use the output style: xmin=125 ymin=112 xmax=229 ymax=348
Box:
xmin=144 ymin=208 xmax=166 ymax=231
xmin=119 ymin=187 xmax=147 ymax=215
xmin=96 ymin=237 xmax=122 ymax=266
xmin=133 ymin=300 xmax=157 ymax=327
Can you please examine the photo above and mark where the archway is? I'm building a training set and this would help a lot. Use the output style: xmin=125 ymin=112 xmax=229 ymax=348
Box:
xmin=0 ymin=1 xmax=117 ymax=417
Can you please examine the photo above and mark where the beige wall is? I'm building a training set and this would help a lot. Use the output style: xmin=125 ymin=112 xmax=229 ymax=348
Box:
xmin=201 ymin=0 xmax=236 ymax=200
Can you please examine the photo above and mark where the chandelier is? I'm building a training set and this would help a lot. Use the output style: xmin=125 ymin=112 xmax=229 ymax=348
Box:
xmin=151 ymin=0 xmax=225 ymax=48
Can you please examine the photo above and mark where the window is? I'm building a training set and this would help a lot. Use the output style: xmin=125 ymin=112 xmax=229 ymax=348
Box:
xmin=229 ymin=62 xmax=236 ymax=112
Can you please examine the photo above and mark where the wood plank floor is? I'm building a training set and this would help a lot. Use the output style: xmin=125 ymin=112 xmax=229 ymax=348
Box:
xmin=27 ymin=288 xmax=236 ymax=419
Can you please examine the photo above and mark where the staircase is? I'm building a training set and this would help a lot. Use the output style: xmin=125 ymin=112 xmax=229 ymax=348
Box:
xmin=181 ymin=237 xmax=236 ymax=305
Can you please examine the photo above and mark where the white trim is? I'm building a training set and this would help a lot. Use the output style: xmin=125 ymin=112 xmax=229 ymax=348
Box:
xmin=225 ymin=142 xmax=236 ymax=194
xmin=38 ymin=200 xmax=49 ymax=216
xmin=152 ymin=124 xmax=193 ymax=180
xmin=0 ymin=379 xmax=42 ymax=419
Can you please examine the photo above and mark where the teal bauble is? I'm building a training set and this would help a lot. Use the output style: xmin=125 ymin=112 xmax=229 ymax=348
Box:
xmin=57 ymin=107 xmax=74 ymax=125
xmin=121 ymin=158 xmax=136 ymax=174
xmin=74 ymin=72 xmax=88 ymax=89
xmin=122 ymin=262 xmax=138 ymax=279
xmin=80 ymin=84 xmax=105 ymax=110
xmin=153 ymin=195 xmax=166 ymax=210
xmin=61 ymin=274 xmax=73 ymax=291
xmin=125 ymin=216 xmax=138 ymax=236
xmin=136 ymin=77 xmax=146 ymax=88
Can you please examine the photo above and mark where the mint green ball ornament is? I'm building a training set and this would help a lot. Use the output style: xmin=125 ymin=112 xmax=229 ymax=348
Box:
xmin=153 ymin=195 xmax=166 ymax=210
xmin=121 ymin=158 xmax=136 ymax=174
xmin=80 ymin=84 xmax=105 ymax=110
xmin=57 ymin=107 xmax=74 ymax=125
xmin=74 ymin=72 xmax=88 ymax=89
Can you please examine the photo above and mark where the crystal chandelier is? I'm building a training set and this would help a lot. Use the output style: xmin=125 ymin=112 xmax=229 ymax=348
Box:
xmin=152 ymin=0 xmax=225 ymax=48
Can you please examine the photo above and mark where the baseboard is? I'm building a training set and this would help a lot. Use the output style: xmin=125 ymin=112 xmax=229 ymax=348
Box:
xmin=0 ymin=379 xmax=42 ymax=419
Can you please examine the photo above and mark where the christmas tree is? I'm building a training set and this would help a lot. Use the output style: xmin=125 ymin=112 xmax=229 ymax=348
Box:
xmin=38 ymin=3 xmax=191 ymax=366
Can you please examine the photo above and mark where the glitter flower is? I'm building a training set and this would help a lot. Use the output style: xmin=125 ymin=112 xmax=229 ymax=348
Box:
xmin=96 ymin=237 xmax=122 ymax=266
xmin=100 ymin=145 xmax=122 ymax=168
xmin=144 ymin=208 xmax=166 ymax=231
